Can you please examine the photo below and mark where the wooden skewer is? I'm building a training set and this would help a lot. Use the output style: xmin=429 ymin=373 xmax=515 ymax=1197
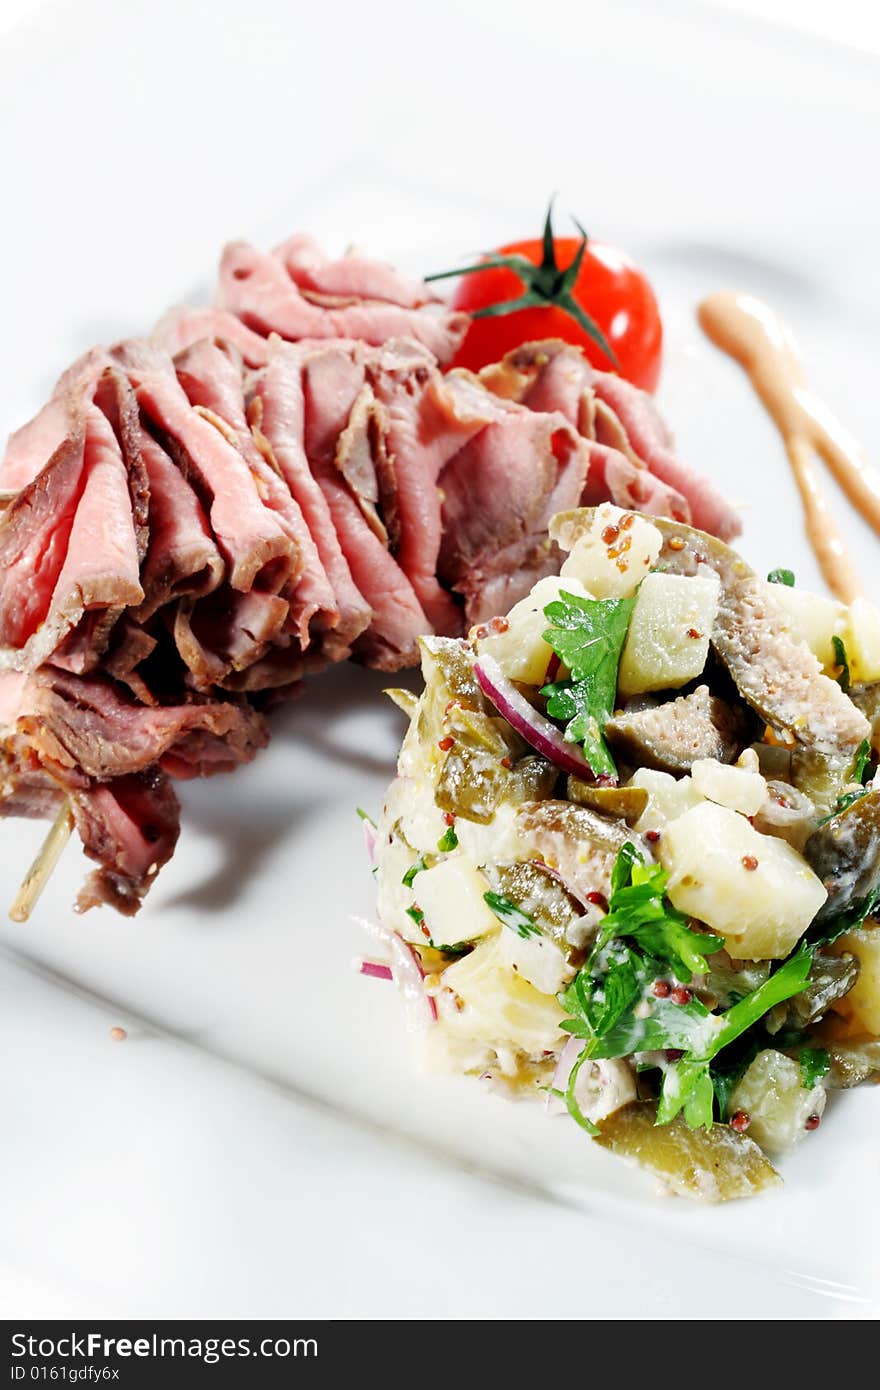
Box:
xmin=9 ymin=798 xmax=74 ymax=923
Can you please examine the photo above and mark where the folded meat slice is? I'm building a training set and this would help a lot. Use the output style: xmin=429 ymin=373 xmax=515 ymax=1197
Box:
xmin=113 ymin=340 xmax=294 ymax=594
xmin=136 ymin=428 xmax=224 ymax=621
xmin=16 ymin=666 xmax=268 ymax=782
xmin=0 ymin=403 xmax=144 ymax=671
xmin=250 ymin=346 xmax=372 ymax=660
xmin=0 ymin=347 xmax=110 ymax=494
xmin=72 ymin=771 xmax=181 ymax=915
xmin=173 ymin=588 xmax=290 ymax=690
xmin=590 ymin=371 xmax=741 ymax=541
xmin=0 ymin=424 xmax=87 ymax=655
xmin=274 ymin=233 xmax=433 ymax=310
xmin=479 ymin=341 xmax=739 ymax=540
xmin=217 ymin=241 xmax=468 ymax=365
xmin=175 ymin=337 xmax=337 ymax=651
xmin=438 ymin=401 xmax=591 ymax=622
xmin=366 ymin=348 xmax=500 ymax=633
xmin=152 ymin=307 xmax=273 ymax=366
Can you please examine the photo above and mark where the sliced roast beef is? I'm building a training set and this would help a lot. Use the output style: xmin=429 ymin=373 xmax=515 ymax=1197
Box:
xmin=113 ymin=340 xmax=295 ymax=595
xmin=0 ymin=424 xmax=87 ymax=656
xmin=216 ymin=241 xmax=468 ymax=365
xmin=173 ymin=588 xmax=290 ymax=690
xmin=250 ymin=346 xmax=372 ymax=660
xmin=152 ymin=307 xmax=273 ymax=366
xmin=591 ymin=371 xmax=741 ymax=541
xmin=479 ymin=341 xmax=739 ymax=539
xmin=438 ymin=397 xmax=591 ymax=622
xmin=273 ymin=233 xmax=433 ymax=310
xmin=72 ymin=770 xmax=181 ymax=915
xmin=16 ymin=666 xmax=268 ymax=782
xmin=174 ymin=337 xmax=338 ymax=651
xmin=0 ymin=347 xmax=110 ymax=494
xmin=137 ymin=428 xmax=224 ymax=621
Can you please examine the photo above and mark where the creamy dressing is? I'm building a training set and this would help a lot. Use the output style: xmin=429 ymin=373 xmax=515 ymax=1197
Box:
xmin=698 ymin=291 xmax=880 ymax=603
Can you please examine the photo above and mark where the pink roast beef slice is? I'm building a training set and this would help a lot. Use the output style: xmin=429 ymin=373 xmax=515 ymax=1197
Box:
xmin=590 ymin=370 xmax=741 ymax=540
xmin=174 ymin=337 xmax=337 ymax=652
xmin=72 ymin=770 xmax=181 ymax=915
xmin=273 ymin=233 xmax=434 ymax=310
xmin=365 ymin=348 xmax=505 ymax=633
xmin=216 ymin=241 xmax=468 ymax=365
xmin=0 ymin=347 xmax=110 ymax=494
xmin=18 ymin=666 xmax=268 ymax=782
xmin=136 ymin=428 xmax=224 ymax=621
xmin=173 ymin=588 xmax=290 ymax=690
xmin=300 ymin=341 xmax=435 ymax=665
xmin=152 ymin=307 xmax=273 ymax=366
xmin=0 ymin=400 xmax=145 ymax=670
xmin=438 ymin=406 xmax=591 ymax=623
xmin=112 ymin=340 xmax=295 ymax=594
xmin=478 ymin=340 xmax=740 ymax=539
xmin=580 ymin=439 xmax=690 ymax=521
xmin=250 ymin=346 xmax=372 ymax=659
xmin=0 ymin=424 xmax=87 ymax=654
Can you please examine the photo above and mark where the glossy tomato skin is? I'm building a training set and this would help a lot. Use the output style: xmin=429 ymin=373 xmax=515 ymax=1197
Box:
xmin=448 ymin=236 xmax=663 ymax=392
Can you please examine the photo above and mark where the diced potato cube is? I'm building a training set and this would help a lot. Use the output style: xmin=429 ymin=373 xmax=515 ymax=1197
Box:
xmin=658 ymin=802 xmax=827 ymax=959
xmin=629 ymin=768 xmax=704 ymax=832
xmin=728 ymin=1050 xmax=826 ymax=1154
xmin=617 ymin=572 xmax=720 ymax=697
xmin=557 ymin=503 xmax=662 ymax=599
xmin=475 ymin=575 xmax=593 ymax=686
xmin=498 ymin=924 xmax=572 ymax=995
xmin=438 ymin=933 xmax=565 ymax=1053
xmin=768 ymin=584 xmax=847 ymax=669
xmin=844 ymin=597 xmax=880 ymax=684
xmin=691 ymin=759 xmax=767 ymax=817
xmin=830 ymin=926 xmax=880 ymax=1034
xmin=414 ymin=858 xmax=500 ymax=945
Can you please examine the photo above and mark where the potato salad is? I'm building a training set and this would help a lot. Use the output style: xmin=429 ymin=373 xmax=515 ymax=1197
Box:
xmin=365 ymin=505 xmax=880 ymax=1201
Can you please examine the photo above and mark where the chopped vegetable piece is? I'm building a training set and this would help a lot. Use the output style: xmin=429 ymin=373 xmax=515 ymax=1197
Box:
xmin=767 ymin=568 xmax=795 ymax=586
xmin=541 ymin=590 xmax=635 ymax=779
xmin=594 ymin=1102 xmax=781 ymax=1202
xmin=799 ymin=1047 xmax=831 ymax=1089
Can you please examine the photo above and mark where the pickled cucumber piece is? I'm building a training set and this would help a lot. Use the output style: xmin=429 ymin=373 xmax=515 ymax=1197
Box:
xmin=825 ymin=1035 xmax=880 ymax=1088
xmin=805 ymin=789 xmax=880 ymax=923
xmin=594 ymin=1101 xmax=781 ymax=1202
xmin=566 ymin=779 xmax=648 ymax=824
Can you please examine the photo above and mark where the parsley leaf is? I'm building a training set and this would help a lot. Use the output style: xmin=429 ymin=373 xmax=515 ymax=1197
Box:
xmin=708 ymin=943 xmax=814 ymax=1055
xmin=356 ymin=806 xmax=377 ymax=827
xmin=402 ymin=856 xmax=427 ymax=889
xmin=657 ymin=1058 xmax=715 ymax=1130
xmin=832 ymin=635 xmax=851 ymax=692
xmin=541 ymin=591 xmax=635 ymax=779
xmin=799 ymin=1046 xmax=830 ymax=1090
xmin=597 ymin=854 xmax=724 ymax=982
xmin=854 ymin=738 xmax=872 ymax=784
xmin=483 ymin=891 xmax=540 ymax=939
xmin=406 ymin=905 xmax=425 ymax=930
xmin=767 ymin=568 xmax=796 ymax=586
xmin=437 ymin=824 xmax=459 ymax=853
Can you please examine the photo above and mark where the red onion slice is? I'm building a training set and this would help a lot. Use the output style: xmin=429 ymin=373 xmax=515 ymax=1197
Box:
xmin=474 ymin=655 xmax=611 ymax=784
xmin=547 ymin=1035 xmax=583 ymax=1114
xmin=352 ymin=915 xmax=437 ymax=1028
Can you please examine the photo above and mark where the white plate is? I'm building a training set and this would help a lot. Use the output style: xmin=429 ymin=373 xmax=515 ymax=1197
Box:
xmin=1 ymin=0 xmax=878 ymax=1319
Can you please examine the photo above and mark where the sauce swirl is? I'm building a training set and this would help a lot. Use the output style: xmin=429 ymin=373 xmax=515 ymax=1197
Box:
xmin=698 ymin=291 xmax=880 ymax=603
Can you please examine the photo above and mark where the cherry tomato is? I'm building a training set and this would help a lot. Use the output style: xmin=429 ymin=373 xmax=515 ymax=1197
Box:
xmin=439 ymin=231 xmax=663 ymax=392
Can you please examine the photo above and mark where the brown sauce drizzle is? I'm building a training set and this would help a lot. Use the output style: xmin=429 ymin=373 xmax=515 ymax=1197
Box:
xmin=698 ymin=291 xmax=880 ymax=603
